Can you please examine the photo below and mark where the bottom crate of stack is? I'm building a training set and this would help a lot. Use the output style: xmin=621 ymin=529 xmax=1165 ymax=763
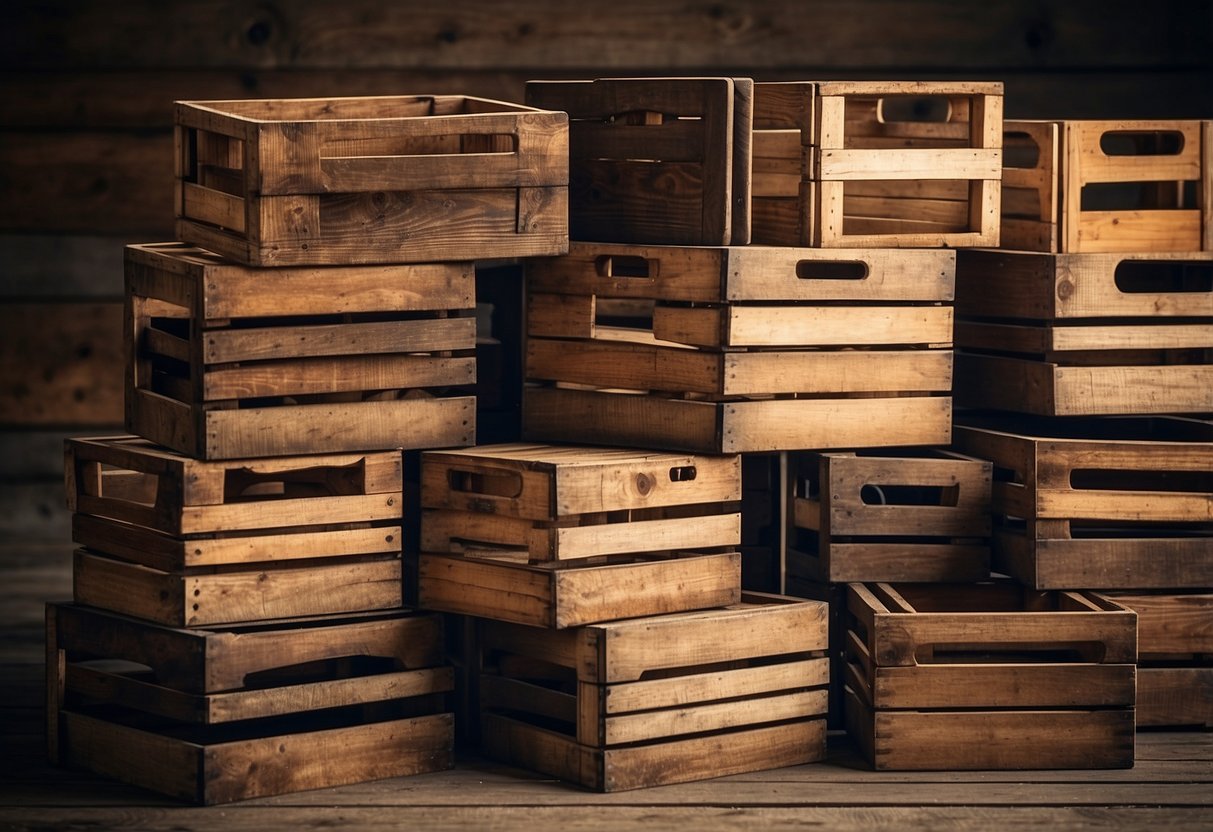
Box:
xmin=845 ymin=583 xmax=1138 ymax=770
xmin=478 ymin=593 xmax=829 ymax=791
xmin=46 ymin=604 xmax=454 ymax=804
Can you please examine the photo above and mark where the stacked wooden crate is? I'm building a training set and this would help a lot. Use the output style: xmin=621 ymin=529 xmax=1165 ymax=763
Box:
xmin=953 ymin=119 xmax=1212 ymax=729
xmin=49 ymin=94 xmax=570 ymax=803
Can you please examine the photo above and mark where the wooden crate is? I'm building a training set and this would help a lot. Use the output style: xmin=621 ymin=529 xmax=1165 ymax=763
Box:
xmin=66 ymin=436 xmax=403 ymax=625
xmin=954 ymin=250 xmax=1213 ymax=417
xmin=789 ymin=449 xmax=992 ymax=584
xmin=845 ymin=582 xmax=1137 ymax=770
xmin=526 ymin=77 xmax=752 ymax=246
xmin=174 ymin=95 xmax=568 ymax=266
xmin=46 ymin=603 xmax=454 ymax=804
xmin=421 ymin=443 xmax=740 ymax=561
xmin=953 ymin=416 xmax=1213 ymax=590
xmin=479 ymin=593 xmax=828 ymax=791
xmin=125 ymin=242 xmax=476 ymax=459
xmin=523 ymin=243 xmax=954 ymax=453
xmin=752 ymin=81 xmax=1003 ymax=248
xmin=418 ymin=550 xmax=740 ymax=629
xmin=1103 ymin=591 xmax=1213 ymax=728
xmin=1002 ymin=119 xmax=1211 ymax=252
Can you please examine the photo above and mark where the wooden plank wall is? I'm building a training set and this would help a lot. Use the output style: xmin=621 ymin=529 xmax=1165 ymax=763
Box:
xmin=2 ymin=0 xmax=1211 ymax=541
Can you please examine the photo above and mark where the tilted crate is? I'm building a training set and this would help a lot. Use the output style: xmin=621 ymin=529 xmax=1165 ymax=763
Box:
xmin=953 ymin=416 xmax=1213 ymax=590
xmin=126 ymin=243 xmax=476 ymax=459
xmin=752 ymin=81 xmax=1003 ymax=248
xmin=1103 ymin=591 xmax=1213 ymax=729
xmin=421 ymin=444 xmax=740 ymax=561
xmin=46 ymin=604 xmax=454 ymax=804
xmin=174 ymin=95 xmax=568 ymax=266
xmin=955 ymin=250 xmax=1213 ymax=416
xmin=845 ymin=582 xmax=1137 ymax=770
xmin=1002 ymin=119 xmax=1211 ymax=253
xmin=66 ymin=436 xmax=403 ymax=626
xmin=522 ymin=243 xmax=954 ymax=454
xmin=479 ymin=593 xmax=828 ymax=791
xmin=526 ymin=77 xmax=752 ymax=246
xmin=789 ymin=449 xmax=992 ymax=584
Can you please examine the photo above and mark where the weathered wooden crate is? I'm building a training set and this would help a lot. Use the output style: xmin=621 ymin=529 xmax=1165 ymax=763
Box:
xmin=752 ymin=81 xmax=1003 ymax=248
xmin=1002 ymin=119 xmax=1211 ymax=252
xmin=125 ymin=242 xmax=476 ymax=459
xmin=418 ymin=550 xmax=740 ymax=629
xmin=526 ymin=77 xmax=752 ymax=246
xmin=46 ymin=603 xmax=454 ymax=804
xmin=174 ymin=95 xmax=568 ymax=266
xmin=523 ymin=243 xmax=954 ymax=453
xmin=953 ymin=416 xmax=1213 ymax=590
xmin=954 ymin=249 xmax=1213 ymax=416
xmin=420 ymin=444 xmax=740 ymax=562
xmin=66 ymin=436 xmax=403 ymax=625
xmin=1103 ymin=591 xmax=1213 ymax=728
xmin=479 ymin=593 xmax=828 ymax=791
xmin=845 ymin=582 xmax=1137 ymax=770
xmin=788 ymin=449 xmax=992 ymax=584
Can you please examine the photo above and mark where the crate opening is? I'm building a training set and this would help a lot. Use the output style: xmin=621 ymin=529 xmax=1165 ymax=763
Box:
xmin=241 ymin=654 xmax=404 ymax=690
xmin=860 ymin=483 xmax=960 ymax=507
xmin=1004 ymin=131 xmax=1042 ymax=169
xmin=669 ymin=465 xmax=698 ymax=482
xmin=1080 ymin=180 xmax=1198 ymax=212
xmin=1069 ymin=468 xmax=1213 ymax=493
xmin=223 ymin=459 xmax=368 ymax=502
xmin=189 ymin=95 xmax=520 ymax=122
xmin=447 ymin=468 xmax=523 ymax=499
xmin=1114 ymin=260 xmax=1213 ymax=294
xmin=635 ymin=652 xmax=816 ymax=682
xmin=1099 ymin=130 xmax=1185 ymax=157
xmin=89 ymin=465 xmax=159 ymax=508
xmin=595 ymin=254 xmax=657 ymax=279
xmin=595 ymin=298 xmax=655 ymax=331
xmin=795 ymin=260 xmax=868 ymax=281
xmin=877 ymin=95 xmax=954 ymax=124
xmin=917 ymin=643 xmax=1105 ymax=664
xmin=320 ymin=133 xmax=518 ymax=160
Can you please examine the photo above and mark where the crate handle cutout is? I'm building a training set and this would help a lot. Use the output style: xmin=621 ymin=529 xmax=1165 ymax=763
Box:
xmin=1003 ymin=131 xmax=1041 ymax=169
xmin=224 ymin=459 xmax=369 ymax=502
xmin=447 ymin=467 xmax=524 ymax=499
xmin=1113 ymin=260 xmax=1213 ymax=294
xmin=241 ymin=654 xmax=405 ymax=690
xmin=1080 ymin=180 xmax=1198 ymax=212
xmin=1099 ymin=130 xmax=1185 ymax=157
xmin=320 ymin=132 xmax=519 ymax=160
xmin=595 ymin=255 xmax=658 ymax=280
xmin=1069 ymin=468 xmax=1213 ymax=493
xmin=916 ymin=641 xmax=1107 ymax=665
xmin=85 ymin=464 xmax=160 ymax=507
xmin=859 ymin=484 xmax=960 ymax=507
xmin=876 ymin=96 xmax=954 ymax=124
xmin=795 ymin=260 xmax=868 ymax=281
xmin=669 ymin=465 xmax=698 ymax=482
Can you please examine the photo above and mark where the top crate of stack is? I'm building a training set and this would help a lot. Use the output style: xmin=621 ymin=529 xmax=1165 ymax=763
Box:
xmin=752 ymin=81 xmax=1003 ymax=248
xmin=174 ymin=95 xmax=569 ymax=266
xmin=1002 ymin=120 xmax=1211 ymax=253
xmin=526 ymin=78 xmax=752 ymax=246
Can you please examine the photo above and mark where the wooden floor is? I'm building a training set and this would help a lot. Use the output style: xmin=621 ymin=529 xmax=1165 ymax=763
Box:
xmin=3 ymin=542 xmax=1211 ymax=831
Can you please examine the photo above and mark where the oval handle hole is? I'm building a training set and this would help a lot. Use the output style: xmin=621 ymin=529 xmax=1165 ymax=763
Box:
xmin=595 ymin=255 xmax=656 ymax=279
xmin=876 ymin=95 xmax=953 ymax=124
xmin=796 ymin=260 xmax=868 ymax=281
xmin=1099 ymin=130 xmax=1184 ymax=156
xmin=861 ymin=484 xmax=960 ymax=507
xmin=669 ymin=465 xmax=697 ymax=482
xmin=1113 ymin=260 xmax=1213 ymax=294
xmin=448 ymin=468 xmax=524 ymax=499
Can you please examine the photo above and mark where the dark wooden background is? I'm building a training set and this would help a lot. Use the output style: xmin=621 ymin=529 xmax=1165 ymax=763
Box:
xmin=2 ymin=0 xmax=1211 ymax=543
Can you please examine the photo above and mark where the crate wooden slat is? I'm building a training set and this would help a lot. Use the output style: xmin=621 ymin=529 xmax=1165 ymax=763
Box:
xmin=953 ymin=416 xmax=1213 ymax=590
xmin=523 ymin=243 xmax=954 ymax=454
xmin=752 ymin=81 xmax=1003 ymax=248
xmin=788 ymin=449 xmax=992 ymax=583
xmin=418 ymin=550 xmax=740 ymax=629
xmin=421 ymin=443 xmax=740 ymax=561
xmin=125 ymin=242 xmax=476 ymax=459
xmin=174 ymin=95 xmax=568 ymax=266
xmin=479 ymin=592 xmax=828 ymax=791
xmin=46 ymin=603 xmax=453 ymax=804
xmin=1002 ymin=119 xmax=1211 ymax=253
xmin=526 ymin=78 xmax=751 ymax=246
xmin=845 ymin=582 xmax=1137 ymax=770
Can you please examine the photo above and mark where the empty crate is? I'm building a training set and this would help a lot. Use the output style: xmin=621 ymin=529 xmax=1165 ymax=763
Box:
xmin=174 ymin=95 xmax=569 ymax=266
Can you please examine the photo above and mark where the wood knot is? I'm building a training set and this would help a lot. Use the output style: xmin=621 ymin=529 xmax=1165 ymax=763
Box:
xmin=635 ymin=473 xmax=654 ymax=495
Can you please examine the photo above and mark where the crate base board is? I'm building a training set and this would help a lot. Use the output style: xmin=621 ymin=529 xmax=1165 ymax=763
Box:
xmin=129 ymin=389 xmax=476 ymax=459
xmin=1137 ymin=666 xmax=1213 ymax=728
xmin=418 ymin=551 xmax=740 ymax=628
xmin=481 ymin=713 xmax=825 ymax=791
xmin=522 ymin=388 xmax=951 ymax=453
xmin=59 ymin=710 xmax=454 ymax=805
xmin=845 ymin=688 xmax=1135 ymax=770
xmin=995 ymin=531 xmax=1213 ymax=590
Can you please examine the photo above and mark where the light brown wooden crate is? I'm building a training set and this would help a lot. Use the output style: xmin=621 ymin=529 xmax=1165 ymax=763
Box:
xmin=526 ymin=78 xmax=751 ymax=246
xmin=1002 ymin=119 xmax=1211 ymax=253
xmin=954 ymin=417 xmax=1213 ymax=590
xmin=174 ymin=96 xmax=568 ymax=266
xmin=843 ymin=582 xmax=1136 ymax=770
xmin=752 ymin=81 xmax=1003 ymax=248
xmin=789 ymin=449 xmax=992 ymax=584
xmin=418 ymin=550 xmax=740 ymax=628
